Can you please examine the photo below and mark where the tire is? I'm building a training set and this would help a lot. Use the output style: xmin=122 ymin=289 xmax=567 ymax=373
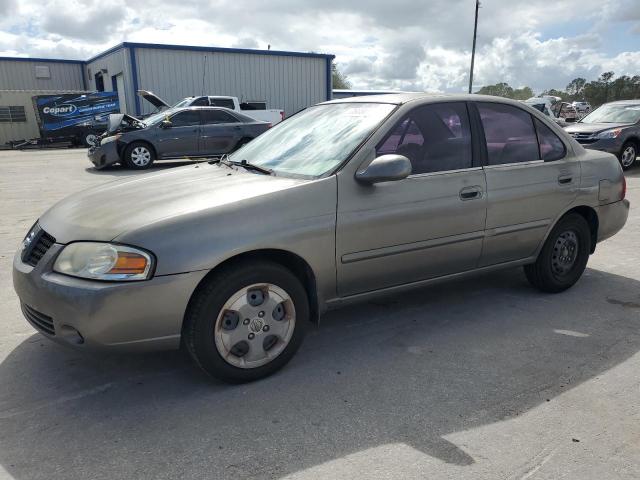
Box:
xmin=524 ymin=213 xmax=591 ymax=293
xmin=184 ymin=261 xmax=310 ymax=383
xmin=619 ymin=141 xmax=637 ymax=171
xmin=82 ymin=132 xmax=99 ymax=148
xmin=123 ymin=141 xmax=155 ymax=169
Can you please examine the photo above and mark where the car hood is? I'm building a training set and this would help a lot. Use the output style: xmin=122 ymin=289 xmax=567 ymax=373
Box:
xmin=565 ymin=122 xmax=633 ymax=134
xmin=39 ymin=164 xmax=307 ymax=244
xmin=137 ymin=89 xmax=170 ymax=109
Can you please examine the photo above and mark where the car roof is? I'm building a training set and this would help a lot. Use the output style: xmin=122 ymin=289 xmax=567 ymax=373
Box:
xmin=322 ymin=92 xmax=531 ymax=107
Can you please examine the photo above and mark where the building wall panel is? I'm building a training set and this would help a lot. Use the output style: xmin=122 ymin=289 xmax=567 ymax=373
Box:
xmin=0 ymin=60 xmax=84 ymax=91
xmin=134 ymin=47 xmax=329 ymax=116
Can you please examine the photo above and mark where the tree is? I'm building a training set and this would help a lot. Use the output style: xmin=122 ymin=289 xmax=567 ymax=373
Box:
xmin=475 ymin=82 xmax=514 ymax=97
xmin=566 ymin=77 xmax=586 ymax=98
xmin=512 ymin=86 xmax=534 ymax=100
xmin=599 ymin=71 xmax=615 ymax=102
xmin=332 ymin=63 xmax=351 ymax=89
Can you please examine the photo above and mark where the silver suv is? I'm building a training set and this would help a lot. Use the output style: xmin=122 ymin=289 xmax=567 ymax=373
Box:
xmin=13 ymin=94 xmax=629 ymax=382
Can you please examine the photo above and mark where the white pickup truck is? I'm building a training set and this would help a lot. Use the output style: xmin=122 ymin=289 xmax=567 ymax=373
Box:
xmin=137 ymin=90 xmax=285 ymax=125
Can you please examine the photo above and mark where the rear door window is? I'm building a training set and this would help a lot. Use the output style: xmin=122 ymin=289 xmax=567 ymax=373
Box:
xmin=534 ymin=118 xmax=566 ymax=161
xmin=477 ymin=103 xmax=540 ymax=165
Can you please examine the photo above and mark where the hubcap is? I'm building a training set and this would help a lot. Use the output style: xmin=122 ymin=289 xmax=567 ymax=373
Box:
xmin=621 ymin=146 xmax=636 ymax=167
xmin=551 ymin=230 xmax=579 ymax=277
xmin=131 ymin=147 xmax=151 ymax=166
xmin=214 ymin=283 xmax=296 ymax=369
xmin=86 ymin=134 xmax=97 ymax=146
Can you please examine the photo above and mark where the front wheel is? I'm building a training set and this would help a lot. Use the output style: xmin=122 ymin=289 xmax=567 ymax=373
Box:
xmin=184 ymin=261 xmax=310 ymax=383
xmin=123 ymin=142 xmax=155 ymax=169
xmin=619 ymin=141 xmax=637 ymax=170
xmin=82 ymin=132 xmax=99 ymax=148
xmin=524 ymin=213 xmax=591 ymax=293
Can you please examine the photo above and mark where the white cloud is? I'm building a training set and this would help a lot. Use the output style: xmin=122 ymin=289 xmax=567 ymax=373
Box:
xmin=0 ymin=0 xmax=638 ymax=93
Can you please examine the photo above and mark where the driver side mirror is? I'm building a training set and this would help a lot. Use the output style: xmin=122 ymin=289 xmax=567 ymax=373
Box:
xmin=356 ymin=154 xmax=412 ymax=184
xmin=160 ymin=120 xmax=172 ymax=129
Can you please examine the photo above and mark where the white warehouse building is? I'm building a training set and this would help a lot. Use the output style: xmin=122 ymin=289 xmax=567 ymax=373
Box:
xmin=0 ymin=42 xmax=334 ymax=144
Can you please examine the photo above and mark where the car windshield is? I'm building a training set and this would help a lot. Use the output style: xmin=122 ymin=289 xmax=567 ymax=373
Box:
xmin=228 ymin=102 xmax=395 ymax=177
xmin=143 ymin=108 xmax=179 ymax=126
xmin=581 ymin=104 xmax=640 ymax=124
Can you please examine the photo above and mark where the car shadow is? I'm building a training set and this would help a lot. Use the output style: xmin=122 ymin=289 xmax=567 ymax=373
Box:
xmin=1 ymin=267 xmax=639 ymax=479
xmin=84 ymin=160 xmax=206 ymax=177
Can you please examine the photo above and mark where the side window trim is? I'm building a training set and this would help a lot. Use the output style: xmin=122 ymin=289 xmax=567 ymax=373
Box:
xmin=473 ymin=100 xmax=544 ymax=166
xmin=467 ymin=102 xmax=487 ymax=168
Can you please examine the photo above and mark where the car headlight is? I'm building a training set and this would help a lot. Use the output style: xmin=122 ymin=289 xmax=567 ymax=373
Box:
xmin=53 ymin=242 xmax=154 ymax=281
xmin=100 ymin=134 xmax=121 ymax=146
xmin=596 ymin=128 xmax=622 ymax=139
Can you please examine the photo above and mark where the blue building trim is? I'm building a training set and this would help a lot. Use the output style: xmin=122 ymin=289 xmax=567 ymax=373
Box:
xmin=85 ymin=42 xmax=334 ymax=64
xmin=128 ymin=47 xmax=141 ymax=116
xmin=326 ymin=58 xmax=333 ymax=101
xmin=0 ymin=56 xmax=84 ymax=64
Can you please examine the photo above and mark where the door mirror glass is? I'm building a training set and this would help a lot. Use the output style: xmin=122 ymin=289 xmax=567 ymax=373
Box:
xmin=160 ymin=120 xmax=172 ymax=129
xmin=356 ymin=154 xmax=412 ymax=184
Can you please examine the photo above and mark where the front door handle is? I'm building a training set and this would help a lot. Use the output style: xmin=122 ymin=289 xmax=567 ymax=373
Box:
xmin=558 ymin=174 xmax=573 ymax=185
xmin=459 ymin=186 xmax=483 ymax=201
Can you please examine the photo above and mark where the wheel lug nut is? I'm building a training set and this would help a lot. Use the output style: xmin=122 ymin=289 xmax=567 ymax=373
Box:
xmin=263 ymin=325 xmax=270 ymax=332
xmin=243 ymin=318 xmax=250 ymax=325
xmin=258 ymin=311 xmax=265 ymax=318
xmin=248 ymin=333 xmax=255 ymax=340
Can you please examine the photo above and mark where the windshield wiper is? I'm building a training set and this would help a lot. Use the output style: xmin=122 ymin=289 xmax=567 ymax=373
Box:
xmin=208 ymin=155 xmax=272 ymax=175
xmin=231 ymin=159 xmax=273 ymax=175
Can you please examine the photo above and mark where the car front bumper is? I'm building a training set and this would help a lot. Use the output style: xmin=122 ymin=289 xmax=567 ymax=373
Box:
xmin=13 ymin=243 xmax=209 ymax=352
xmin=87 ymin=138 xmax=121 ymax=169
xmin=573 ymin=137 xmax=624 ymax=155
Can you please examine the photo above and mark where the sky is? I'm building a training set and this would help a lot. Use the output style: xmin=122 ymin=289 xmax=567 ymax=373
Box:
xmin=0 ymin=0 xmax=639 ymax=94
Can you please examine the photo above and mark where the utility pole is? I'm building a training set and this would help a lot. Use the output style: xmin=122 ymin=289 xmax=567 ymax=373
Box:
xmin=468 ymin=0 xmax=480 ymax=94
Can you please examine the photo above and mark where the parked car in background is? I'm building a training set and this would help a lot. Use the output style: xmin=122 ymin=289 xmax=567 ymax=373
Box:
xmin=88 ymin=106 xmax=270 ymax=169
xmin=565 ymin=100 xmax=640 ymax=170
xmin=523 ymin=97 xmax=567 ymax=126
xmin=556 ymin=102 xmax=578 ymax=123
xmin=138 ymin=90 xmax=285 ymax=125
xmin=15 ymin=94 xmax=629 ymax=382
xmin=572 ymin=101 xmax=591 ymax=114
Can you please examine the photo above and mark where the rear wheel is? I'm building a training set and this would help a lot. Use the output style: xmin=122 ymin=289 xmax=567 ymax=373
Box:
xmin=619 ymin=141 xmax=637 ymax=170
xmin=123 ymin=142 xmax=155 ymax=169
xmin=524 ymin=213 xmax=591 ymax=293
xmin=184 ymin=261 xmax=310 ymax=383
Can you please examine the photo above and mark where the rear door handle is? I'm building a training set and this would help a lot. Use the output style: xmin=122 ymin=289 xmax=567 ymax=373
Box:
xmin=459 ymin=186 xmax=483 ymax=201
xmin=558 ymin=175 xmax=573 ymax=185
